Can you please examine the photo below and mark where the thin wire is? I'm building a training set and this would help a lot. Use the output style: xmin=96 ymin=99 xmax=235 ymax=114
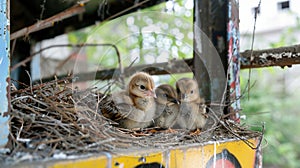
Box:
xmin=247 ymin=0 xmax=262 ymax=100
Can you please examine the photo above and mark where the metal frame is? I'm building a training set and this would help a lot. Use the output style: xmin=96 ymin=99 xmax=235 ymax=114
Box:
xmin=0 ymin=0 xmax=9 ymax=148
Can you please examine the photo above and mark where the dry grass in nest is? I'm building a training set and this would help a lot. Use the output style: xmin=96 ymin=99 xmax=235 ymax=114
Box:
xmin=4 ymin=78 xmax=263 ymax=163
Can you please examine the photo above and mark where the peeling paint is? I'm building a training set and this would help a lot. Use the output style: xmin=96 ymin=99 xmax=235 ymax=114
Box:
xmin=241 ymin=51 xmax=300 ymax=68
xmin=241 ymin=45 xmax=300 ymax=68
xmin=0 ymin=0 xmax=9 ymax=148
xmin=264 ymin=52 xmax=299 ymax=60
xmin=227 ymin=0 xmax=240 ymax=121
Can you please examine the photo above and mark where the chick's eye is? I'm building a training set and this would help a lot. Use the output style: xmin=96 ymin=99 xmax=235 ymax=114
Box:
xmin=176 ymin=88 xmax=180 ymax=94
xmin=162 ymin=94 xmax=168 ymax=98
xmin=190 ymin=90 xmax=194 ymax=94
xmin=140 ymin=85 xmax=146 ymax=90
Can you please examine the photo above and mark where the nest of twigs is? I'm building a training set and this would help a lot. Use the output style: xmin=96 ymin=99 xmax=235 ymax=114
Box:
xmin=3 ymin=78 xmax=263 ymax=163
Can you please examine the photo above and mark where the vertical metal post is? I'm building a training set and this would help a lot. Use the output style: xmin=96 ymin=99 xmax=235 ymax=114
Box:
xmin=194 ymin=0 xmax=240 ymax=121
xmin=0 ymin=0 xmax=10 ymax=148
xmin=193 ymin=0 xmax=211 ymax=102
xmin=227 ymin=0 xmax=240 ymax=122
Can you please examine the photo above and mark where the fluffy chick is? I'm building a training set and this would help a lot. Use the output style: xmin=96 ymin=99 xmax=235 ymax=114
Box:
xmin=154 ymin=84 xmax=179 ymax=129
xmin=175 ymin=78 xmax=207 ymax=130
xmin=111 ymin=72 xmax=156 ymax=129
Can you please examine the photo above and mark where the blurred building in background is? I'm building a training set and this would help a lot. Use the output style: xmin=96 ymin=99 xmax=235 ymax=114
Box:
xmin=240 ymin=0 xmax=300 ymax=50
xmin=239 ymin=0 xmax=300 ymax=96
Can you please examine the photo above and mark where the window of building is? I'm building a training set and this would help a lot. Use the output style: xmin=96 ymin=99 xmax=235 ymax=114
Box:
xmin=278 ymin=1 xmax=290 ymax=10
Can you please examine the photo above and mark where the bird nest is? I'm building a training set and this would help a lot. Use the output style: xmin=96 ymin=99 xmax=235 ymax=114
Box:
xmin=3 ymin=78 xmax=263 ymax=163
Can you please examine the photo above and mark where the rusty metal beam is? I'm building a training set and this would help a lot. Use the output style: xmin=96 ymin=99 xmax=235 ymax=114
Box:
xmin=241 ymin=44 xmax=300 ymax=69
xmin=37 ymin=59 xmax=194 ymax=83
xmin=10 ymin=3 xmax=86 ymax=40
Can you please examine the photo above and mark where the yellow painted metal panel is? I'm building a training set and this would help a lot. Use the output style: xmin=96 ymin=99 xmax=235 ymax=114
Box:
xmin=112 ymin=152 xmax=166 ymax=168
xmin=169 ymin=139 xmax=258 ymax=168
xmin=49 ymin=155 xmax=108 ymax=168
xmin=202 ymin=139 xmax=257 ymax=168
xmin=44 ymin=138 xmax=260 ymax=168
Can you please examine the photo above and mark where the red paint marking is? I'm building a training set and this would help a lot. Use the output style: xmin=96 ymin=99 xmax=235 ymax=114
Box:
xmin=209 ymin=159 xmax=236 ymax=168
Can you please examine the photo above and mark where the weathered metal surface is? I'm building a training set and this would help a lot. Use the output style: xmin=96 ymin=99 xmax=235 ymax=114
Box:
xmin=0 ymin=0 xmax=9 ymax=148
xmin=241 ymin=44 xmax=300 ymax=69
xmin=10 ymin=3 xmax=86 ymax=40
xmin=227 ymin=0 xmax=241 ymax=121
xmin=10 ymin=138 xmax=261 ymax=168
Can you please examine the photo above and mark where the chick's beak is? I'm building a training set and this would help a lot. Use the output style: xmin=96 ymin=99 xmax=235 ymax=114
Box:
xmin=170 ymin=98 xmax=180 ymax=104
xmin=181 ymin=93 xmax=188 ymax=100
xmin=146 ymin=89 xmax=156 ymax=98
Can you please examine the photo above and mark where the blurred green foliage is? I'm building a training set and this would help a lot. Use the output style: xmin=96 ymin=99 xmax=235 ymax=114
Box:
xmin=240 ymin=67 xmax=300 ymax=168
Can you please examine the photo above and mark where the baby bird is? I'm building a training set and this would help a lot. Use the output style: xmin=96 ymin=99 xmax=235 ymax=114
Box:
xmin=154 ymin=84 xmax=179 ymax=129
xmin=175 ymin=78 xmax=207 ymax=130
xmin=111 ymin=72 xmax=156 ymax=129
